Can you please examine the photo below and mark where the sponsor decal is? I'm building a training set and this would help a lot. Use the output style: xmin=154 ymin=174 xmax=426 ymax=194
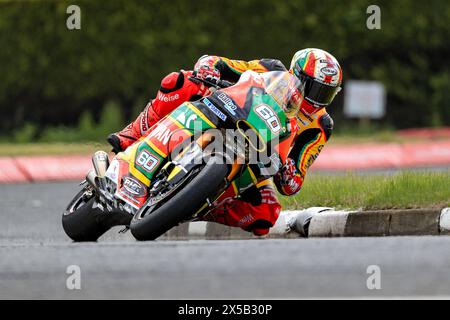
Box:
xmin=254 ymin=104 xmax=281 ymax=133
xmin=148 ymin=123 xmax=174 ymax=146
xmin=203 ymin=98 xmax=227 ymax=121
xmin=305 ymin=152 xmax=320 ymax=169
xmin=123 ymin=176 xmax=147 ymax=197
xmin=217 ymin=92 xmax=237 ymax=116
xmin=136 ymin=149 xmax=160 ymax=173
xmin=140 ymin=102 xmax=152 ymax=133
xmin=321 ymin=67 xmax=337 ymax=76
xmin=147 ymin=116 xmax=193 ymax=155
xmin=156 ymin=92 xmax=180 ymax=103
xmin=287 ymin=179 xmax=300 ymax=191
xmin=238 ymin=214 xmax=254 ymax=227
xmin=296 ymin=114 xmax=308 ymax=127
xmin=105 ymin=159 xmax=120 ymax=183
xmin=176 ymin=112 xmax=198 ymax=127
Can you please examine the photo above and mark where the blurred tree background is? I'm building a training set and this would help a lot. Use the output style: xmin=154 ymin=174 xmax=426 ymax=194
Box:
xmin=0 ymin=0 xmax=449 ymax=142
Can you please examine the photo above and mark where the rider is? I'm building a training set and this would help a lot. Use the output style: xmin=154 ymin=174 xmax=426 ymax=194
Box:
xmin=108 ymin=49 xmax=342 ymax=236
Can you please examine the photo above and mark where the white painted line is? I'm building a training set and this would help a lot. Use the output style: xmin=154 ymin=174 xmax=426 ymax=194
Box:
xmin=270 ymin=210 xmax=304 ymax=235
xmin=308 ymin=210 xmax=351 ymax=237
xmin=439 ymin=208 xmax=450 ymax=232
xmin=188 ymin=221 xmax=208 ymax=236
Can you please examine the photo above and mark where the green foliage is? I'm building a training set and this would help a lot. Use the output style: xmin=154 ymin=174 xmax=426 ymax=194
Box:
xmin=12 ymin=123 xmax=38 ymax=143
xmin=39 ymin=101 xmax=124 ymax=142
xmin=0 ymin=0 xmax=449 ymax=139
xmin=98 ymin=101 xmax=124 ymax=135
xmin=77 ymin=110 xmax=96 ymax=140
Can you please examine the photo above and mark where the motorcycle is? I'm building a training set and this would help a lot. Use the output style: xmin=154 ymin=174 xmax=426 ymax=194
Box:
xmin=62 ymin=70 xmax=301 ymax=241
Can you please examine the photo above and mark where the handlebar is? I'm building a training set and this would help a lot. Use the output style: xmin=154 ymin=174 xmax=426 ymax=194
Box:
xmin=188 ymin=76 xmax=234 ymax=89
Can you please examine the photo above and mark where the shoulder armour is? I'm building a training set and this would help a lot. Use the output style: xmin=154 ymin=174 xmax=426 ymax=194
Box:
xmin=259 ymin=59 xmax=287 ymax=71
xmin=319 ymin=113 xmax=334 ymax=141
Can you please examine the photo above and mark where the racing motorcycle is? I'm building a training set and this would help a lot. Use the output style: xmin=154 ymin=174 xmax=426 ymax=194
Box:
xmin=62 ymin=70 xmax=302 ymax=241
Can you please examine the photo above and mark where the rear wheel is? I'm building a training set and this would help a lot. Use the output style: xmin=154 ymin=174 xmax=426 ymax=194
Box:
xmin=130 ymin=158 xmax=228 ymax=241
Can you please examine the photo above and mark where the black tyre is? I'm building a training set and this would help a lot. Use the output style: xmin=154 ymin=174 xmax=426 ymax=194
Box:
xmin=130 ymin=159 xmax=228 ymax=241
xmin=62 ymin=189 xmax=132 ymax=242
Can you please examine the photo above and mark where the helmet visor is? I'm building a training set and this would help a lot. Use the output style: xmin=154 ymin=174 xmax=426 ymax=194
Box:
xmin=295 ymin=68 xmax=341 ymax=107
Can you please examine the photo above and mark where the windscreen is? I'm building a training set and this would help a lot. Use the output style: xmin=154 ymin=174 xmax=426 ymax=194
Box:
xmin=262 ymin=71 xmax=304 ymax=118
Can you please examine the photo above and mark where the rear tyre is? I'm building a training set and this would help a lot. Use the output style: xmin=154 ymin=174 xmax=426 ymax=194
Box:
xmin=130 ymin=159 xmax=228 ymax=241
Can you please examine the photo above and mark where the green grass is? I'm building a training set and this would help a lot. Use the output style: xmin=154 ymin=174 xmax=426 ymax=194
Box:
xmin=279 ymin=171 xmax=450 ymax=210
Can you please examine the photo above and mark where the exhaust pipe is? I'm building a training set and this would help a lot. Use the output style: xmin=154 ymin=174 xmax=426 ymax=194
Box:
xmin=92 ymin=151 xmax=110 ymax=178
xmin=91 ymin=151 xmax=110 ymax=190
xmin=86 ymin=169 xmax=98 ymax=189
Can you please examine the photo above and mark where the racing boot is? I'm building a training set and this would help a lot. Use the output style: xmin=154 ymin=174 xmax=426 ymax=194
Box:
xmin=107 ymin=126 xmax=138 ymax=154
xmin=107 ymin=101 xmax=159 ymax=153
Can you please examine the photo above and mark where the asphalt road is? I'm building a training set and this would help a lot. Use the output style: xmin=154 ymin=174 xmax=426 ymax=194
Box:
xmin=1 ymin=182 xmax=450 ymax=299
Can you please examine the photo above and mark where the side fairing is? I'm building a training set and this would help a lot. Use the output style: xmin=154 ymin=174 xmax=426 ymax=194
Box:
xmin=130 ymin=102 xmax=216 ymax=185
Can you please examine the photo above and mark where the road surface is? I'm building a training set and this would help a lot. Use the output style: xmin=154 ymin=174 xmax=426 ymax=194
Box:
xmin=1 ymin=182 xmax=449 ymax=299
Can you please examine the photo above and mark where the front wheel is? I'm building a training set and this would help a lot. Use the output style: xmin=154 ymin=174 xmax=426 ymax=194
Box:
xmin=130 ymin=158 xmax=228 ymax=241
xmin=62 ymin=189 xmax=132 ymax=242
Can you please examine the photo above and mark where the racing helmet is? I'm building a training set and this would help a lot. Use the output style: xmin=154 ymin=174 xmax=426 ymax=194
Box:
xmin=289 ymin=48 xmax=342 ymax=116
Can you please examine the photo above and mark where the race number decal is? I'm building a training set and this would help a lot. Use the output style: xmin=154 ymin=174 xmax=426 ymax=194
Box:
xmin=136 ymin=150 xmax=160 ymax=173
xmin=254 ymin=104 xmax=281 ymax=133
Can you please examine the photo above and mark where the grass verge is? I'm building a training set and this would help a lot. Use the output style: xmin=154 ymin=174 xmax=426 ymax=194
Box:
xmin=279 ymin=171 xmax=450 ymax=210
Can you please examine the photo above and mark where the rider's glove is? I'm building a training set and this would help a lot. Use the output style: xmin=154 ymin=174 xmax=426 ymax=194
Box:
xmin=274 ymin=158 xmax=303 ymax=196
xmin=194 ymin=55 xmax=221 ymax=85
xmin=278 ymin=158 xmax=298 ymax=184
xmin=194 ymin=64 xmax=221 ymax=85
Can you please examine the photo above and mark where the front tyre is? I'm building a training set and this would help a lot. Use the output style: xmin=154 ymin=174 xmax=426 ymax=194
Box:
xmin=130 ymin=159 xmax=228 ymax=241
xmin=62 ymin=189 xmax=131 ymax=242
